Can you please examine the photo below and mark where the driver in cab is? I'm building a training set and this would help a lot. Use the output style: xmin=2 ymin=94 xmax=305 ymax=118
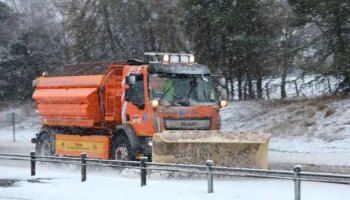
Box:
xmin=150 ymin=76 xmax=175 ymax=105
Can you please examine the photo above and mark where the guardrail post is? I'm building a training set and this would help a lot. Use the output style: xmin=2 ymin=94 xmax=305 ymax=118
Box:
xmin=293 ymin=165 xmax=302 ymax=200
xmin=206 ymin=160 xmax=214 ymax=193
xmin=140 ymin=157 xmax=147 ymax=187
xmin=30 ymin=151 xmax=36 ymax=176
xmin=81 ymin=153 xmax=87 ymax=182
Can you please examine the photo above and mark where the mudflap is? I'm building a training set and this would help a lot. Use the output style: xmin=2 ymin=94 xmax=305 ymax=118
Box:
xmin=152 ymin=130 xmax=271 ymax=169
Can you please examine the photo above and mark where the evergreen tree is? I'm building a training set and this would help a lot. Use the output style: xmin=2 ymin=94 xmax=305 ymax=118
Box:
xmin=181 ymin=0 xmax=276 ymax=99
xmin=0 ymin=27 xmax=64 ymax=100
xmin=289 ymin=0 xmax=350 ymax=92
xmin=0 ymin=1 xmax=64 ymax=100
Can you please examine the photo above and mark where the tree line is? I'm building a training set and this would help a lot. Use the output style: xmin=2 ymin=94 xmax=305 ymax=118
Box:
xmin=0 ymin=0 xmax=349 ymax=100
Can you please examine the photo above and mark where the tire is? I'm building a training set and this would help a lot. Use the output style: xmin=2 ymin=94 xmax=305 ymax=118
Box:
xmin=111 ymin=135 xmax=135 ymax=161
xmin=36 ymin=133 xmax=54 ymax=156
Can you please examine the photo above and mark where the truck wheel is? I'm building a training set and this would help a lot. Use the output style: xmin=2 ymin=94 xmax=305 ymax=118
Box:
xmin=111 ymin=135 xmax=135 ymax=161
xmin=36 ymin=133 xmax=53 ymax=156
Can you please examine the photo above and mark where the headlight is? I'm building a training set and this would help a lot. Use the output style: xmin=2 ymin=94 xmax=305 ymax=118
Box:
xmin=147 ymin=140 xmax=153 ymax=147
xmin=220 ymin=100 xmax=228 ymax=108
xmin=189 ymin=55 xmax=195 ymax=62
xmin=151 ymin=100 xmax=159 ymax=108
xmin=163 ymin=54 xmax=169 ymax=62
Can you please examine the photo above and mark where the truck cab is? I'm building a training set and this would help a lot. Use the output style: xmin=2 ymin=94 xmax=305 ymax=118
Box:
xmin=120 ymin=53 xmax=227 ymax=159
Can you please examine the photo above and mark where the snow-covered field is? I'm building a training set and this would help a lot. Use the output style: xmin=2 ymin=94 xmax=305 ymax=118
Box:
xmin=0 ymin=165 xmax=349 ymax=200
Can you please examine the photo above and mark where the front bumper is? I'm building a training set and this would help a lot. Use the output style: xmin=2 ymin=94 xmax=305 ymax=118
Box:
xmin=140 ymin=137 xmax=153 ymax=157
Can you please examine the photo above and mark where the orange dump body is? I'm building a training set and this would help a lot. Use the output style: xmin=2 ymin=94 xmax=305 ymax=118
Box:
xmin=33 ymin=64 xmax=125 ymax=128
xmin=33 ymin=75 xmax=104 ymax=127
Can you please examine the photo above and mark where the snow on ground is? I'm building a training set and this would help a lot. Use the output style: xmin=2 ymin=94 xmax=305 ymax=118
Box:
xmin=0 ymin=101 xmax=40 ymax=142
xmin=0 ymin=102 xmax=37 ymax=156
xmin=0 ymin=165 xmax=349 ymax=200
xmin=220 ymin=97 xmax=350 ymax=166
xmin=0 ymin=98 xmax=349 ymax=199
xmin=0 ymin=96 xmax=350 ymax=167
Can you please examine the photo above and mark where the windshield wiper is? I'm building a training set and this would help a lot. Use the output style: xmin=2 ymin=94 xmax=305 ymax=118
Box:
xmin=185 ymin=78 xmax=197 ymax=105
xmin=158 ymin=81 xmax=175 ymax=103
xmin=174 ymin=100 xmax=190 ymax=106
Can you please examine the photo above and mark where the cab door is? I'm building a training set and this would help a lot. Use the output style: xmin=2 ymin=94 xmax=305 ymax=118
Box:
xmin=123 ymin=66 xmax=154 ymax=136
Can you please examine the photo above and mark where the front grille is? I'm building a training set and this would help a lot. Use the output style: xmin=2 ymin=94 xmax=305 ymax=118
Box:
xmin=164 ymin=118 xmax=211 ymax=130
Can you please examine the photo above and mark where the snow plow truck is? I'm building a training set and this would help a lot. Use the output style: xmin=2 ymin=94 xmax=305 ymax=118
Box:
xmin=32 ymin=52 xmax=270 ymax=169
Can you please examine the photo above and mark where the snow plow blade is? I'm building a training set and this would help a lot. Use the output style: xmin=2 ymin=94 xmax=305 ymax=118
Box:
xmin=152 ymin=131 xmax=271 ymax=169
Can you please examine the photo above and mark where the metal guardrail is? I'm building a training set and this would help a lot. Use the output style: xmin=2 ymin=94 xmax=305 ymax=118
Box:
xmin=0 ymin=152 xmax=349 ymax=199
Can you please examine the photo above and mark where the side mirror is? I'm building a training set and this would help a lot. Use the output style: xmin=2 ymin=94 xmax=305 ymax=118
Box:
xmin=219 ymin=77 xmax=226 ymax=87
xmin=126 ymin=75 xmax=136 ymax=85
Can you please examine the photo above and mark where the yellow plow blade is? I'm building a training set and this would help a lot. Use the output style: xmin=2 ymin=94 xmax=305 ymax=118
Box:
xmin=152 ymin=131 xmax=271 ymax=169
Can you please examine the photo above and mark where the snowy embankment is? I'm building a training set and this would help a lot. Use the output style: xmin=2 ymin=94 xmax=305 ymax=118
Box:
xmin=0 ymin=165 xmax=349 ymax=200
xmin=221 ymin=97 xmax=350 ymax=167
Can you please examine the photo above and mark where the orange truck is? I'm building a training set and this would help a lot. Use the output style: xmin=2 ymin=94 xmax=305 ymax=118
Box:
xmin=32 ymin=53 xmax=270 ymax=168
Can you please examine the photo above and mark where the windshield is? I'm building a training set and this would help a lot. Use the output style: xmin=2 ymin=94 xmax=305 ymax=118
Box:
xmin=149 ymin=73 xmax=217 ymax=106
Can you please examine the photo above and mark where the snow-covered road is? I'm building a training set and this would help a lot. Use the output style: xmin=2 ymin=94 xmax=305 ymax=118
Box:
xmin=1 ymin=99 xmax=350 ymax=171
xmin=0 ymin=166 xmax=349 ymax=200
xmin=0 ymin=99 xmax=350 ymax=199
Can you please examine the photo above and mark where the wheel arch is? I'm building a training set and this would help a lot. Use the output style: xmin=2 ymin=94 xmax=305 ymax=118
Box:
xmin=37 ymin=127 xmax=55 ymax=142
xmin=37 ymin=127 xmax=55 ymax=149
xmin=114 ymin=125 xmax=141 ymax=152
xmin=36 ymin=126 xmax=56 ymax=155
